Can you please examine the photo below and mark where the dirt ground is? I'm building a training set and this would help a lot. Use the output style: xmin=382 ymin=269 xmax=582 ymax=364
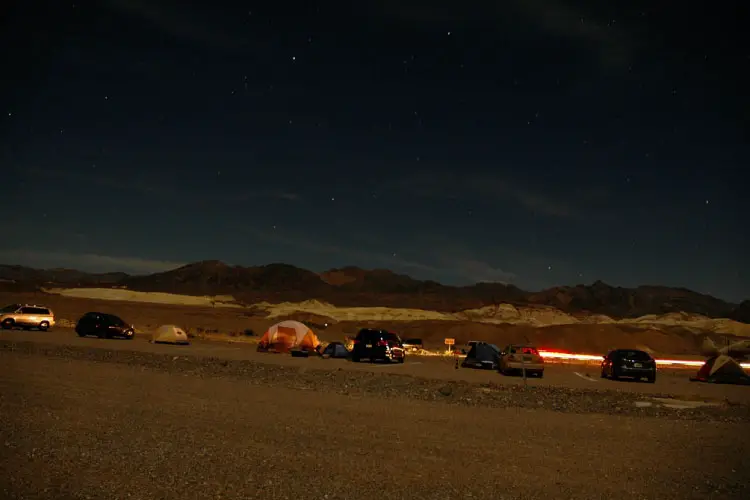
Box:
xmin=2 ymin=346 xmax=749 ymax=499
xmin=0 ymin=291 xmax=731 ymax=355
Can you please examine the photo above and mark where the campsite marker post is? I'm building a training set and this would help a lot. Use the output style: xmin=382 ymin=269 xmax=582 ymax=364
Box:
xmin=445 ymin=338 xmax=457 ymax=369
xmin=521 ymin=337 xmax=529 ymax=387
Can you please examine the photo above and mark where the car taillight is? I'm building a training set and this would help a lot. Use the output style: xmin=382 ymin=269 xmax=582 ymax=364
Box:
xmin=377 ymin=340 xmax=388 ymax=347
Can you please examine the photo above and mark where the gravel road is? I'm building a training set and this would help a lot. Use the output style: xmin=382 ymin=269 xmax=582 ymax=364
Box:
xmin=2 ymin=344 xmax=750 ymax=499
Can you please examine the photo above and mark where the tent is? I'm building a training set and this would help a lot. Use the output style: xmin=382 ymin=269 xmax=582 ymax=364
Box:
xmin=258 ymin=320 xmax=321 ymax=353
xmin=152 ymin=324 xmax=190 ymax=345
xmin=690 ymin=355 xmax=750 ymax=385
xmin=461 ymin=342 xmax=500 ymax=369
xmin=321 ymin=342 xmax=349 ymax=359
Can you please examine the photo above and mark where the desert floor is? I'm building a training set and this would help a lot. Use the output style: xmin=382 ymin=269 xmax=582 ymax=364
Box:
xmin=0 ymin=291 xmax=739 ymax=355
xmin=2 ymin=328 xmax=750 ymax=499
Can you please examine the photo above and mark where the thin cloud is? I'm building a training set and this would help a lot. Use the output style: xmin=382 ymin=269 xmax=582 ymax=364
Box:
xmin=512 ymin=0 xmax=634 ymax=70
xmin=391 ymin=170 xmax=582 ymax=219
xmin=16 ymin=166 xmax=300 ymax=204
xmin=251 ymin=229 xmax=516 ymax=284
xmin=103 ymin=0 xmax=250 ymax=51
xmin=18 ymin=166 xmax=178 ymax=198
xmin=252 ymin=229 xmax=437 ymax=273
xmin=441 ymin=258 xmax=516 ymax=284
xmin=367 ymin=0 xmax=635 ymax=70
xmin=0 ymin=250 xmax=184 ymax=275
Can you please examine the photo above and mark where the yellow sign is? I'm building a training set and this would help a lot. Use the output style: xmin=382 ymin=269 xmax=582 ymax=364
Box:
xmin=444 ymin=338 xmax=455 ymax=346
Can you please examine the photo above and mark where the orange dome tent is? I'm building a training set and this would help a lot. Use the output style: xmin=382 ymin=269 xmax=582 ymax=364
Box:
xmin=258 ymin=320 xmax=321 ymax=353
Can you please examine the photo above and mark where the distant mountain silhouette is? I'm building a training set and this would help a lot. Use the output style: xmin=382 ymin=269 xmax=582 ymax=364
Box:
xmin=0 ymin=261 xmax=745 ymax=322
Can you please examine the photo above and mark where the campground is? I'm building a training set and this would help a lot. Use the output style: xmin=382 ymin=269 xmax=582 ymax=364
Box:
xmin=3 ymin=327 xmax=750 ymax=404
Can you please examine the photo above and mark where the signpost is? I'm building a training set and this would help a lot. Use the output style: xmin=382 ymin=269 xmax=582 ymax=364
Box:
xmin=445 ymin=338 xmax=458 ymax=369
xmin=521 ymin=337 xmax=529 ymax=387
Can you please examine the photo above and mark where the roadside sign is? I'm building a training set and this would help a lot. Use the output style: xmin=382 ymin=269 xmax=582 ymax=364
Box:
xmin=444 ymin=338 xmax=455 ymax=346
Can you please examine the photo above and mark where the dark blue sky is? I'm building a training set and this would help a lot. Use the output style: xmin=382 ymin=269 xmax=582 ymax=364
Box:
xmin=2 ymin=1 xmax=748 ymax=301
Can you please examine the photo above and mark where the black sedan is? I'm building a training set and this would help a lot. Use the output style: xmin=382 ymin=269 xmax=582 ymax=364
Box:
xmin=601 ymin=349 xmax=657 ymax=383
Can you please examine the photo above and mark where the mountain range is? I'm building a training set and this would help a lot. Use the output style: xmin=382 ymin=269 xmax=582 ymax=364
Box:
xmin=1 ymin=261 xmax=748 ymax=323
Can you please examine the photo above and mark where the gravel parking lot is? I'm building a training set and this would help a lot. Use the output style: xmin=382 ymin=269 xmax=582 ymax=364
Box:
xmin=2 ymin=344 xmax=750 ymax=499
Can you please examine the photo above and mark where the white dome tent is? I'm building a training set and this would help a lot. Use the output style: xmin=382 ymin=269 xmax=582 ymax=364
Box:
xmin=151 ymin=324 xmax=190 ymax=345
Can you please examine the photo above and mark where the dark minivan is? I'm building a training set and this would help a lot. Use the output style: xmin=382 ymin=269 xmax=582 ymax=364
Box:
xmin=76 ymin=312 xmax=135 ymax=339
xmin=601 ymin=349 xmax=656 ymax=383
xmin=351 ymin=328 xmax=405 ymax=363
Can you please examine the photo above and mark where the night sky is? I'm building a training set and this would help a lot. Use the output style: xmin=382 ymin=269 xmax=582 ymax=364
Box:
xmin=3 ymin=1 xmax=747 ymax=301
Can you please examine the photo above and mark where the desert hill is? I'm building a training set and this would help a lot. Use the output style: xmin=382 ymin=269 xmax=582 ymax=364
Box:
xmin=1 ymin=261 xmax=746 ymax=323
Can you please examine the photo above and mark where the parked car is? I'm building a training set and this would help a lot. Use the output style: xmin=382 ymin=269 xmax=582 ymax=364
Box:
xmin=498 ymin=344 xmax=545 ymax=377
xmin=351 ymin=328 xmax=405 ymax=363
xmin=75 ymin=312 xmax=134 ymax=339
xmin=402 ymin=338 xmax=424 ymax=352
xmin=601 ymin=349 xmax=656 ymax=383
xmin=0 ymin=303 xmax=55 ymax=331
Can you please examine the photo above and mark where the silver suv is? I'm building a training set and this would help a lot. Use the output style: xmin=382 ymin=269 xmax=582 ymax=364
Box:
xmin=0 ymin=303 xmax=56 ymax=331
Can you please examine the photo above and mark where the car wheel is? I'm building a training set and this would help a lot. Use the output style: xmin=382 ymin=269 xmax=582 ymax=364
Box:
xmin=351 ymin=355 xmax=360 ymax=362
xmin=1 ymin=319 xmax=14 ymax=330
xmin=39 ymin=321 xmax=50 ymax=331
xmin=647 ymin=374 xmax=656 ymax=384
xmin=611 ymin=367 xmax=619 ymax=380
xmin=398 ymin=357 xmax=405 ymax=364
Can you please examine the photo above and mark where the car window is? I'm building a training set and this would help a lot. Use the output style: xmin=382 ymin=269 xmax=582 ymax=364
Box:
xmin=29 ymin=307 xmax=50 ymax=315
xmin=356 ymin=330 xmax=372 ymax=341
xmin=103 ymin=315 xmax=125 ymax=326
xmin=616 ymin=350 xmax=651 ymax=361
xmin=19 ymin=307 xmax=34 ymax=314
xmin=383 ymin=333 xmax=401 ymax=342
